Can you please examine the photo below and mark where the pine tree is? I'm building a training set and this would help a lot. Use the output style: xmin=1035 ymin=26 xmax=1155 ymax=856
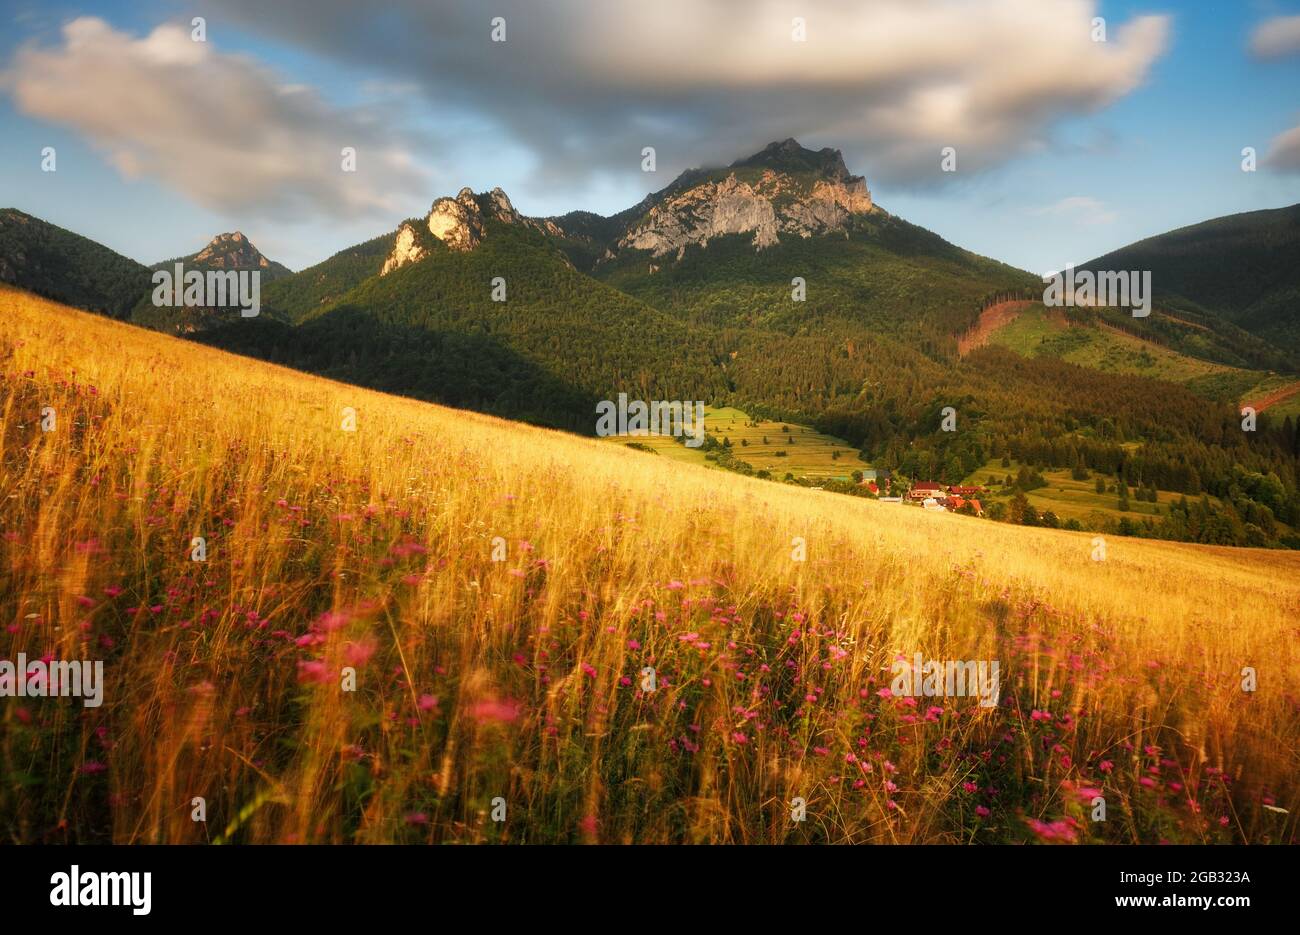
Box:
xmin=1010 ymin=490 xmax=1028 ymax=524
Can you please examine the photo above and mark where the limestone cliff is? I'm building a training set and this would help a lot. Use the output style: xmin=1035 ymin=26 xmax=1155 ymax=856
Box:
xmin=616 ymin=140 xmax=874 ymax=259
xmin=380 ymin=186 xmax=563 ymax=274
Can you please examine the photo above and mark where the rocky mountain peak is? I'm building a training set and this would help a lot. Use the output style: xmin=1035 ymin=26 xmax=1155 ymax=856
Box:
xmin=194 ymin=231 xmax=272 ymax=270
xmin=377 ymin=140 xmax=877 ymax=276
xmin=488 ymin=187 xmax=519 ymax=219
xmin=380 ymin=186 xmax=562 ymax=276
xmin=381 ymin=221 xmax=431 ymax=276
xmin=616 ymin=141 xmax=874 ymax=259
xmin=730 ymin=138 xmax=852 ymax=181
xmin=426 ymin=193 xmax=486 ymax=253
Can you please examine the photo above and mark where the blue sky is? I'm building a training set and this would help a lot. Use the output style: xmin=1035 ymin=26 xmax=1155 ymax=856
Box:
xmin=1 ymin=0 xmax=1298 ymax=274
xmin=889 ymin=0 xmax=1300 ymax=274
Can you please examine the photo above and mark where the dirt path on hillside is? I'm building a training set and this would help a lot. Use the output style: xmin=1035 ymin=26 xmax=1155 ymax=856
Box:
xmin=957 ymin=300 xmax=1036 ymax=357
xmin=1242 ymin=379 xmax=1300 ymax=413
xmin=1156 ymin=310 xmax=1211 ymax=332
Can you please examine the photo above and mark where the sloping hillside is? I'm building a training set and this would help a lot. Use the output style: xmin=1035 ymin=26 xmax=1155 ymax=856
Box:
xmin=196 ymin=217 xmax=728 ymax=430
xmin=0 ymin=209 xmax=149 ymax=319
xmin=2 ymin=284 xmax=1296 ymax=844
xmin=132 ymin=231 xmax=294 ymax=332
xmin=2 ymin=161 xmax=1295 ymax=549
xmin=593 ymin=208 xmax=1033 ymax=340
xmin=1082 ymin=204 xmax=1300 ymax=369
xmin=261 ymin=230 xmax=397 ymax=322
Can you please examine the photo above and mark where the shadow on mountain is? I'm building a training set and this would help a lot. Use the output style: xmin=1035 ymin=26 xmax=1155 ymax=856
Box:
xmin=192 ymin=303 xmax=603 ymax=432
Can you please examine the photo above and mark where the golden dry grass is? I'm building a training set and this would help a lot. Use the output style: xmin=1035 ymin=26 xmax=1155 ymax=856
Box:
xmin=1 ymin=284 xmax=1297 ymax=844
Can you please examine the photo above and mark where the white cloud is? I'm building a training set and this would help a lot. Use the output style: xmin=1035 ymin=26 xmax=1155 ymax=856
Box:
xmin=202 ymin=0 xmax=1171 ymax=190
xmin=0 ymin=18 xmax=428 ymax=221
xmin=1247 ymin=16 xmax=1300 ymax=174
xmin=1249 ymin=15 xmax=1300 ymax=59
xmin=1264 ymin=123 xmax=1300 ymax=172
xmin=1033 ymin=196 xmax=1118 ymax=226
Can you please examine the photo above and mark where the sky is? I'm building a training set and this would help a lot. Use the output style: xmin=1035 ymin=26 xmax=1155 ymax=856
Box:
xmin=1 ymin=0 xmax=1298 ymax=275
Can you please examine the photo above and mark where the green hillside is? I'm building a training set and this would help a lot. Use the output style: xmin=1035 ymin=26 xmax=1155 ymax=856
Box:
xmin=4 ymin=144 xmax=1298 ymax=552
xmin=1082 ymin=204 xmax=1300 ymax=368
xmin=186 ymin=180 xmax=1300 ymax=552
xmin=197 ymin=218 xmax=729 ymax=430
xmin=605 ymin=405 xmax=872 ymax=479
xmin=964 ymin=456 xmax=1295 ymax=546
xmin=986 ymin=303 xmax=1257 ymax=391
xmin=0 ymin=208 xmax=149 ymax=319
xmin=262 ymin=230 xmax=397 ymax=321
xmin=595 ymin=210 xmax=1035 ymax=340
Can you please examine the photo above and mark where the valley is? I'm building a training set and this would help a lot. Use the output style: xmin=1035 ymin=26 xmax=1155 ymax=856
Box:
xmin=604 ymin=405 xmax=873 ymax=480
xmin=2 ymin=0 xmax=1299 ymax=866
xmin=962 ymin=458 xmax=1233 ymax=525
xmin=2 ymin=286 xmax=1296 ymax=844
xmin=2 ymin=141 xmax=1298 ymax=556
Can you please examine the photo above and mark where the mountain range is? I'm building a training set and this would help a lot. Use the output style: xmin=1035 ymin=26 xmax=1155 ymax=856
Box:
xmin=2 ymin=139 xmax=1298 ymax=548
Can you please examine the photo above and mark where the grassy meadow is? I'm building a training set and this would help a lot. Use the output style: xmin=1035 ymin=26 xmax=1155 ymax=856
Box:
xmin=988 ymin=305 xmax=1240 ymax=384
xmin=1 ymin=285 xmax=1298 ymax=844
xmin=604 ymin=405 xmax=871 ymax=480
xmin=1241 ymin=374 xmax=1300 ymax=421
xmin=985 ymin=305 xmax=1300 ymax=419
xmin=962 ymin=459 xmax=1232 ymax=526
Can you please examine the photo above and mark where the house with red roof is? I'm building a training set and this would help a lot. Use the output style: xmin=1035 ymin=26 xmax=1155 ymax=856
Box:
xmin=944 ymin=496 xmax=983 ymax=516
xmin=907 ymin=481 xmax=944 ymax=502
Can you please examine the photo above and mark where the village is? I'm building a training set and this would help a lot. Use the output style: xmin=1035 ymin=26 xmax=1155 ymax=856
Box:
xmin=624 ymin=409 xmax=993 ymax=517
xmin=857 ymin=471 xmax=984 ymax=515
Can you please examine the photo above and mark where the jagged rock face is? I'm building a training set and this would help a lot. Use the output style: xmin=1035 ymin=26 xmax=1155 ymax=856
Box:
xmin=380 ymin=185 xmax=559 ymax=274
xmin=377 ymin=141 xmax=873 ymax=274
xmin=782 ymin=178 xmax=874 ymax=236
xmin=488 ymin=187 xmax=519 ymax=221
xmin=194 ymin=232 xmax=273 ymax=271
xmin=617 ymin=145 xmax=874 ymax=258
xmin=485 ymin=186 xmax=562 ymax=236
xmin=621 ymin=176 xmax=779 ymax=255
xmin=380 ymin=222 xmax=429 ymax=276
xmin=427 ymin=188 xmax=485 ymax=252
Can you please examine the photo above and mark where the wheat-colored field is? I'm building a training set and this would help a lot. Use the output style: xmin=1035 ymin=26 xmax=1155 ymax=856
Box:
xmin=1 ymin=284 xmax=1297 ymax=844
